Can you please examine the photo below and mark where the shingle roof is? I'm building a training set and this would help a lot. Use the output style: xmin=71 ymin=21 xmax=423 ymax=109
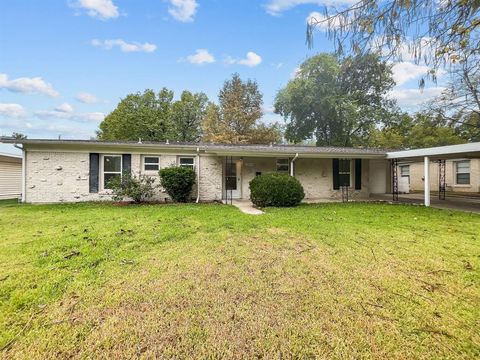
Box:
xmin=0 ymin=138 xmax=387 ymax=156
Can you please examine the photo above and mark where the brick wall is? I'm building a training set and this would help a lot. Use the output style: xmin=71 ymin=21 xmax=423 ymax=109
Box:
xmin=25 ymin=151 xmax=223 ymax=203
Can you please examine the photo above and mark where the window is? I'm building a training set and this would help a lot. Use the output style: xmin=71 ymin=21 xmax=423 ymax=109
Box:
xmin=455 ymin=160 xmax=470 ymax=185
xmin=339 ymin=159 xmax=350 ymax=186
xmin=144 ymin=156 xmax=159 ymax=172
xmin=179 ymin=157 xmax=195 ymax=170
xmin=400 ymin=165 xmax=410 ymax=177
xmin=102 ymin=155 xmax=122 ymax=189
xmin=276 ymin=158 xmax=290 ymax=173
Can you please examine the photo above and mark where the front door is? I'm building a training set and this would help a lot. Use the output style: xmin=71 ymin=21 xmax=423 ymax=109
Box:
xmin=225 ymin=160 xmax=241 ymax=199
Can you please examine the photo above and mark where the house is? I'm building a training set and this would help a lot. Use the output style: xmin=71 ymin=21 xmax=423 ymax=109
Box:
xmin=396 ymin=159 xmax=480 ymax=194
xmin=1 ymin=139 xmax=478 ymax=205
xmin=0 ymin=152 xmax=22 ymax=200
xmin=0 ymin=139 xmax=389 ymax=203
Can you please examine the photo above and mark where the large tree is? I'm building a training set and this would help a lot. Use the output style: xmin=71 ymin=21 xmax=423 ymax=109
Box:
xmin=428 ymin=51 xmax=480 ymax=140
xmin=307 ymin=0 xmax=480 ymax=78
xmin=367 ymin=112 xmax=467 ymax=149
xmin=274 ymin=53 xmax=395 ymax=146
xmin=170 ymin=91 xmax=208 ymax=142
xmin=202 ymin=73 xmax=281 ymax=144
xmin=98 ymin=88 xmax=209 ymax=142
xmin=98 ymin=89 xmax=174 ymax=141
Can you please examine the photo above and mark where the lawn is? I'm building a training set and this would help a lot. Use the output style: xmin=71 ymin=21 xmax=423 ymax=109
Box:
xmin=0 ymin=202 xmax=479 ymax=359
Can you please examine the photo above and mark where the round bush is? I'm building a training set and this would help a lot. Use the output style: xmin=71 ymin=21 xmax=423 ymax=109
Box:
xmin=159 ymin=166 xmax=196 ymax=202
xmin=249 ymin=173 xmax=305 ymax=207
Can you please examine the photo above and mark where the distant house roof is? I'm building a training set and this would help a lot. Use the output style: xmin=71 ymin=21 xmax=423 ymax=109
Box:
xmin=0 ymin=138 xmax=387 ymax=158
xmin=0 ymin=152 xmax=22 ymax=163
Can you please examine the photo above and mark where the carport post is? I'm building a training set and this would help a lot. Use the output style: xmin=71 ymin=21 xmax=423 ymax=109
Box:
xmin=424 ymin=156 xmax=430 ymax=207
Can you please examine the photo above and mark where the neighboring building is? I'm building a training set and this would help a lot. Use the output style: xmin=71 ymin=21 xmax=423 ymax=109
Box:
xmin=0 ymin=152 xmax=22 ymax=200
xmin=397 ymin=159 xmax=480 ymax=194
xmin=0 ymin=139 xmax=390 ymax=203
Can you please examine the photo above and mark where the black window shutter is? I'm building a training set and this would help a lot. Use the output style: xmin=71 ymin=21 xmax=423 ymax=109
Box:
xmin=122 ymin=154 xmax=131 ymax=174
xmin=355 ymin=159 xmax=362 ymax=190
xmin=332 ymin=158 xmax=340 ymax=190
xmin=89 ymin=153 xmax=99 ymax=193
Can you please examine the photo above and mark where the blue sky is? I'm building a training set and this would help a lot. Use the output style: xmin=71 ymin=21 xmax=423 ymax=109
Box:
xmin=0 ymin=0 xmax=446 ymax=154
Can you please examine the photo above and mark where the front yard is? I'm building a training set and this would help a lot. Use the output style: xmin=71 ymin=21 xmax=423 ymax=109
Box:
xmin=0 ymin=202 xmax=479 ymax=358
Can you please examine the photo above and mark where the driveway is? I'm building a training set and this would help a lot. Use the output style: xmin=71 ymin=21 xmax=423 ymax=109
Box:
xmin=371 ymin=193 xmax=480 ymax=213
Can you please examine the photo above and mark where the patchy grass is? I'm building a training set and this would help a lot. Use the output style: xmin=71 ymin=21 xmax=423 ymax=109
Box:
xmin=0 ymin=202 xmax=479 ymax=359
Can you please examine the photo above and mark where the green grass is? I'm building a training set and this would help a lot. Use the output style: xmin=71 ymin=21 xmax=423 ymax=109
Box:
xmin=0 ymin=202 xmax=479 ymax=359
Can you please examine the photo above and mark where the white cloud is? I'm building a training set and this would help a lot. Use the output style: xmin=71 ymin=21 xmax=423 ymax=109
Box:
xmin=76 ymin=92 xmax=98 ymax=104
xmin=0 ymin=73 xmax=59 ymax=97
xmin=306 ymin=11 xmax=341 ymax=30
xmin=55 ymin=103 xmax=75 ymax=113
xmin=35 ymin=104 xmax=104 ymax=122
xmin=91 ymin=39 xmax=157 ymax=53
xmin=266 ymin=0 xmax=356 ymax=15
xmin=185 ymin=49 xmax=215 ymax=64
xmin=389 ymin=87 xmax=445 ymax=108
xmin=71 ymin=0 xmax=120 ymax=20
xmin=226 ymin=52 xmax=263 ymax=67
xmin=0 ymin=103 xmax=27 ymax=118
xmin=391 ymin=62 xmax=430 ymax=86
xmin=390 ymin=61 xmax=446 ymax=86
xmin=81 ymin=112 xmax=105 ymax=122
xmin=262 ymin=105 xmax=275 ymax=114
xmin=169 ymin=0 xmax=198 ymax=22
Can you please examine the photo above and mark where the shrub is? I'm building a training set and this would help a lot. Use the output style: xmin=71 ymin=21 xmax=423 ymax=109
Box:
xmin=108 ymin=171 xmax=158 ymax=203
xmin=159 ymin=166 xmax=196 ymax=202
xmin=249 ymin=173 xmax=305 ymax=207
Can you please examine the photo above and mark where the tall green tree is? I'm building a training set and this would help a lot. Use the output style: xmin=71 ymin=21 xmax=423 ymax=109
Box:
xmin=202 ymin=73 xmax=281 ymax=144
xmin=274 ymin=53 xmax=395 ymax=146
xmin=170 ymin=91 xmax=208 ymax=142
xmin=98 ymin=89 xmax=174 ymax=141
xmin=368 ymin=112 xmax=467 ymax=149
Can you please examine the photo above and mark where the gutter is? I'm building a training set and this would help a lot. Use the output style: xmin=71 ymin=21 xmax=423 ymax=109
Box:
xmin=290 ymin=153 xmax=299 ymax=176
xmin=196 ymin=147 xmax=200 ymax=203
xmin=14 ymin=144 xmax=26 ymax=203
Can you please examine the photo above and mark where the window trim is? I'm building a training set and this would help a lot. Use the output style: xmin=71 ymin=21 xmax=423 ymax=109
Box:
xmin=276 ymin=158 xmax=290 ymax=173
xmin=100 ymin=154 xmax=122 ymax=191
xmin=178 ymin=156 xmax=195 ymax=170
xmin=454 ymin=160 xmax=471 ymax=186
xmin=143 ymin=155 xmax=160 ymax=172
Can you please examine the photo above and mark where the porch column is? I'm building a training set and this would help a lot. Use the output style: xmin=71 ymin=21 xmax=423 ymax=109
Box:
xmin=424 ymin=156 xmax=430 ymax=207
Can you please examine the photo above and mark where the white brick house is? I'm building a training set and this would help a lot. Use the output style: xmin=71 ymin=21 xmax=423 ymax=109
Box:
xmin=2 ymin=139 xmax=478 ymax=205
xmin=1 ymin=139 xmax=389 ymax=203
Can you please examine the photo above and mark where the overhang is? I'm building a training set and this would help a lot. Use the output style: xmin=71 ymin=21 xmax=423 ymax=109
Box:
xmin=386 ymin=142 xmax=480 ymax=161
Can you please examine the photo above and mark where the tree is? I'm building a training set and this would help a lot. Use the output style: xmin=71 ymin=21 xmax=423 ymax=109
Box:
xmin=307 ymin=1 xmax=480 ymax=78
xmin=428 ymin=51 xmax=480 ymax=140
xmin=98 ymin=89 xmax=174 ymax=141
xmin=170 ymin=91 xmax=208 ymax=142
xmin=367 ymin=112 xmax=467 ymax=149
xmin=274 ymin=53 xmax=395 ymax=146
xmin=11 ymin=132 xmax=27 ymax=140
xmin=202 ymin=73 xmax=281 ymax=144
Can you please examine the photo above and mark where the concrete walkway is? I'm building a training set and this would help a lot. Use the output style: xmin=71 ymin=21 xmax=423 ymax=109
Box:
xmin=228 ymin=200 xmax=264 ymax=215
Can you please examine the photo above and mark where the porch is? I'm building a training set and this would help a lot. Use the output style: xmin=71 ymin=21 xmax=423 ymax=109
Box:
xmin=217 ymin=155 xmax=385 ymax=202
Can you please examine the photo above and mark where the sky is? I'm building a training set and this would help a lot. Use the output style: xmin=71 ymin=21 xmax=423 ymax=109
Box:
xmin=0 ymin=0 xmax=447 ymax=154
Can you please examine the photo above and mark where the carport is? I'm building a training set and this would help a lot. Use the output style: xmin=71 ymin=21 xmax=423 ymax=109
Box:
xmin=386 ymin=143 xmax=480 ymax=207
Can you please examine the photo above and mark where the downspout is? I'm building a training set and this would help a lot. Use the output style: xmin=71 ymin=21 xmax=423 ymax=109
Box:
xmin=14 ymin=144 xmax=26 ymax=203
xmin=196 ymin=147 xmax=200 ymax=203
xmin=290 ymin=153 xmax=299 ymax=176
